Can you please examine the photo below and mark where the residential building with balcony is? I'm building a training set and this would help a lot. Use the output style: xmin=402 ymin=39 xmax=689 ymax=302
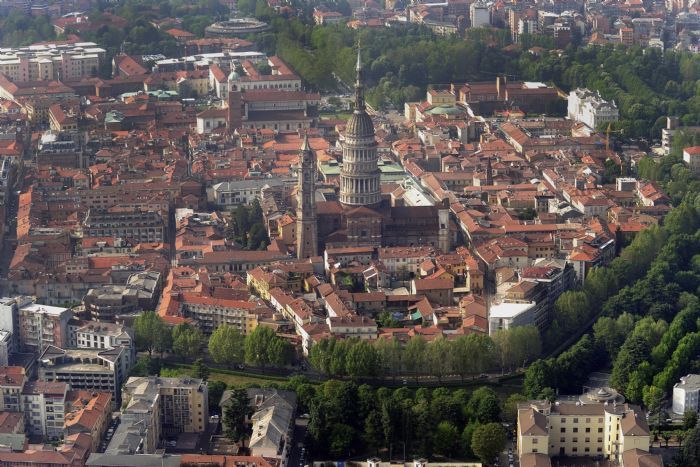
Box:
xmin=22 ymin=380 xmax=69 ymax=440
xmin=69 ymin=321 xmax=136 ymax=371
xmin=18 ymin=300 xmax=72 ymax=353
xmin=83 ymin=208 xmax=165 ymax=244
xmin=38 ymin=345 xmax=129 ymax=403
xmin=0 ymin=366 xmax=26 ymax=412
xmin=107 ymin=376 xmax=208 ymax=454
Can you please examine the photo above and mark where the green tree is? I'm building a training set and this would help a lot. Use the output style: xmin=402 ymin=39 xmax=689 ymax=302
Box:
xmin=685 ymin=410 xmax=698 ymax=430
xmin=345 ymin=340 xmax=379 ymax=378
xmin=433 ymin=421 xmax=460 ymax=457
xmin=461 ymin=422 xmax=479 ymax=458
xmin=468 ymin=387 xmax=501 ymax=424
xmin=471 ymin=423 xmax=506 ymax=466
xmin=172 ymin=323 xmax=205 ymax=360
xmin=223 ymin=388 xmax=252 ymax=442
xmin=503 ymin=393 xmax=529 ymax=424
xmin=643 ymin=385 xmax=665 ymax=430
xmin=329 ymin=423 xmax=355 ymax=457
xmin=208 ymin=324 xmax=245 ymax=366
xmin=192 ymin=358 xmax=210 ymax=381
xmin=208 ymin=380 xmax=227 ymax=411
xmin=244 ymin=326 xmax=293 ymax=369
xmin=682 ymin=423 xmax=700 ymax=466
xmin=134 ymin=311 xmax=170 ymax=357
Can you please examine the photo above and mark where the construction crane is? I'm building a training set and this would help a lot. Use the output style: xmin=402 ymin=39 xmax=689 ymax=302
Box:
xmin=605 ymin=122 xmax=623 ymax=152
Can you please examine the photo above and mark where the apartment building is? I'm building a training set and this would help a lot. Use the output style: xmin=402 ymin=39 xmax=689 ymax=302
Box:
xmin=69 ymin=321 xmax=136 ymax=370
xmin=83 ymin=208 xmax=165 ymax=244
xmin=176 ymin=294 xmax=262 ymax=335
xmin=568 ymin=88 xmax=619 ymax=131
xmin=108 ymin=377 xmax=208 ymax=454
xmin=0 ymin=42 xmax=106 ymax=82
xmin=206 ymin=178 xmax=285 ymax=209
xmin=22 ymin=380 xmax=69 ymax=440
xmin=517 ymin=393 xmax=654 ymax=465
xmin=18 ymin=300 xmax=72 ymax=353
xmin=0 ymin=366 xmax=26 ymax=412
xmin=38 ymin=345 xmax=129 ymax=403
xmin=83 ymin=271 xmax=162 ymax=323
xmin=0 ymin=297 xmax=21 ymax=356
xmin=64 ymin=390 xmax=113 ymax=451
xmin=672 ymin=374 xmax=700 ymax=415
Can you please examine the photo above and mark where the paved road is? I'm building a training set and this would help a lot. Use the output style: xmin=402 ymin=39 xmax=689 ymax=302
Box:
xmin=287 ymin=418 xmax=309 ymax=467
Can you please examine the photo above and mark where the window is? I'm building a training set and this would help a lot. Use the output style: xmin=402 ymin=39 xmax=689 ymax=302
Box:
xmin=560 ymin=437 xmax=565 ymax=443
xmin=598 ymin=428 xmax=603 ymax=433
xmin=573 ymin=418 xmax=578 ymax=423
xmin=586 ymin=418 xmax=591 ymax=423
xmin=572 ymin=447 xmax=578 ymax=453
xmin=561 ymin=428 xmax=566 ymax=433
xmin=573 ymin=428 xmax=578 ymax=433
xmin=573 ymin=437 xmax=578 ymax=442
xmin=532 ymin=438 xmax=538 ymax=444
xmin=585 ymin=427 xmax=591 ymax=433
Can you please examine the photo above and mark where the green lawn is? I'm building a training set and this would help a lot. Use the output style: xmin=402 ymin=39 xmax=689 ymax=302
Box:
xmin=163 ymin=362 xmax=293 ymax=387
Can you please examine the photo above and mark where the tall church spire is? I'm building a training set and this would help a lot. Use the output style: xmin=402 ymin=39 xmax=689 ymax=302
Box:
xmin=354 ymin=42 xmax=365 ymax=112
xmin=296 ymin=134 xmax=318 ymax=259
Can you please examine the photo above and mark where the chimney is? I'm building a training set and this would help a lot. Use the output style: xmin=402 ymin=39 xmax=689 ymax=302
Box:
xmin=227 ymin=90 xmax=242 ymax=133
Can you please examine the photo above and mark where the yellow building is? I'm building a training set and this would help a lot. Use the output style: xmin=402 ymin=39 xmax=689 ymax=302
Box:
xmin=517 ymin=394 xmax=656 ymax=466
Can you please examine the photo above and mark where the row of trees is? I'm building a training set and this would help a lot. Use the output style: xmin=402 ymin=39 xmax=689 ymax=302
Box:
xmin=134 ymin=312 xmax=294 ymax=368
xmin=308 ymin=326 xmax=541 ymax=380
xmin=288 ymin=377 xmax=507 ymax=462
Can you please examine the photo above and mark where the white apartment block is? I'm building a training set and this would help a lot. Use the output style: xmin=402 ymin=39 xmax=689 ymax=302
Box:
xmin=470 ymin=2 xmax=491 ymax=27
xmin=0 ymin=42 xmax=106 ymax=82
xmin=568 ymin=88 xmax=619 ymax=131
xmin=69 ymin=321 xmax=136 ymax=370
xmin=206 ymin=178 xmax=285 ymax=209
xmin=673 ymin=374 xmax=700 ymax=415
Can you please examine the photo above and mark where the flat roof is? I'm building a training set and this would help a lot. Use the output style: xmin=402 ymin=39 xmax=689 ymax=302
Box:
xmin=489 ymin=301 xmax=535 ymax=319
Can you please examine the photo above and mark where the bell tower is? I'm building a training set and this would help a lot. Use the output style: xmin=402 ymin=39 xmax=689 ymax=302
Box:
xmin=296 ymin=135 xmax=318 ymax=259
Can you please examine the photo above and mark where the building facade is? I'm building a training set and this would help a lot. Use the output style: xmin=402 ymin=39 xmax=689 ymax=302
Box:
xmin=518 ymin=397 xmax=652 ymax=464
xmin=568 ymin=88 xmax=619 ymax=130
xmin=672 ymin=374 xmax=700 ymax=415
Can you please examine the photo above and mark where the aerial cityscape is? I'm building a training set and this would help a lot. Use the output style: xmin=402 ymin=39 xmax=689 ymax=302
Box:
xmin=0 ymin=0 xmax=699 ymax=466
